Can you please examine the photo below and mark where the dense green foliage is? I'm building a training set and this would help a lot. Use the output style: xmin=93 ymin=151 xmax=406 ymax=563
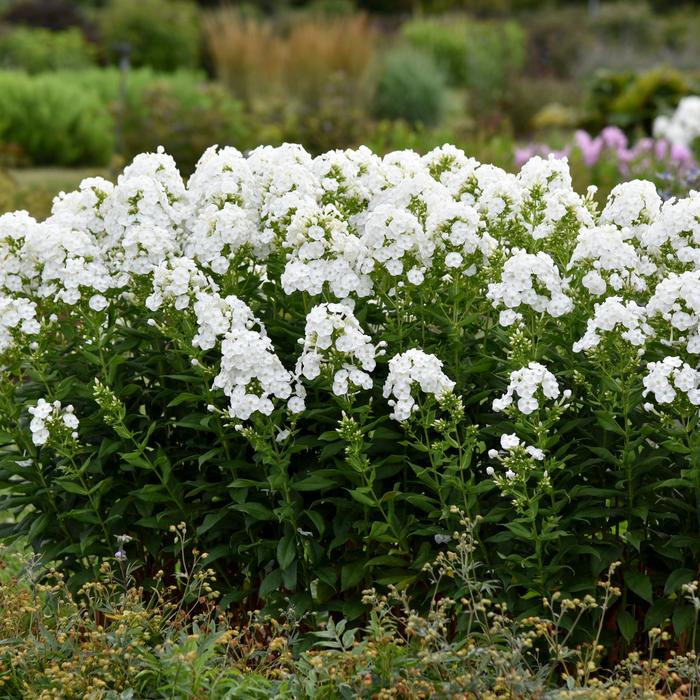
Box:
xmin=98 ymin=0 xmax=201 ymax=72
xmin=0 ymin=69 xmax=248 ymax=169
xmin=0 ymin=71 xmax=113 ymax=165
xmin=0 ymin=27 xmax=96 ymax=73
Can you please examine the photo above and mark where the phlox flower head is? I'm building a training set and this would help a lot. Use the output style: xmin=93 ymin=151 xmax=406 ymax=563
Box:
xmin=492 ymin=362 xmax=561 ymax=415
xmin=383 ymin=349 xmax=455 ymax=422
xmin=28 ymin=398 xmax=79 ymax=446
xmin=573 ymin=297 xmax=652 ymax=353
xmin=487 ymin=250 xmax=572 ymax=326
xmin=642 ymin=356 xmax=700 ymax=407
xmin=296 ymin=302 xmax=380 ymax=396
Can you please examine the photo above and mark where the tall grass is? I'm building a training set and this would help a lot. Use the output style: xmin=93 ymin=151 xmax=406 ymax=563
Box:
xmin=203 ymin=9 xmax=377 ymax=105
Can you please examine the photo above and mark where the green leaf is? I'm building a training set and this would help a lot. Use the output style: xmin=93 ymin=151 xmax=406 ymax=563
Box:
xmin=292 ymin=472 xmax=338 ymax=491
xmin=232 ymin=502 xmax=274 ymax=521
xmin=348 ymin=487 xmax=376 ymax=507
xmin=341 ymin=562 xmax=365 ymax=591
xmin=673 ymin=606 xmax=695 ymax=636
xmin=665 ymin=568 xmax=695 ymax=595
xmin=617 ymin=610 xmax=637 ymax=642
xmin=55 ymin=479 xmax=88 ymax=496
xmin=594 ymin=411 xmax=624 ymax=436
xmin=28 ymin=512 xmax=50 ymax=541
xmin=277 ymin=532 xmax=296 ymax=570
xmin=625 ymin=570 xmax=653 ymax=603
xmin=197 ymin=510 xmax=230 ymax=536
xmin=259 ymin=569 xmax=283 ymax=597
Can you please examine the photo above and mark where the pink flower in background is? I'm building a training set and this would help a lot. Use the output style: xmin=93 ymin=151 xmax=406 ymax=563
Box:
xmin=600 ymin=126 xmax=628 ymax=151
xmin=574 ymin=130 xmax=603 ymax=166
xmin=516 ymin=127 xmax=696 ymax=178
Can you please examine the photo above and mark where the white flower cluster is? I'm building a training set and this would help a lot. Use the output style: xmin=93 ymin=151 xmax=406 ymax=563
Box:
xmin=492 ymin=362 xmax=561 ymax=415
xmin=28 ymin=398 xmax=79 ymax=446
xmin=569 ymin=225 xmax=655 ymax=296
xmin=296 ymin=302 xmax=380 ymax=396
xmin=0 ymin=297 xmax=40 ymax=354
xmin=601 ymin=180 xmax=661 ymax=236
xmin=487 ymin=251 xmax=572 ymax=326
xmin=643 ymin=356 xmax=700 ymax=406
xmin=646 ymin=271 xmax=700 ymax=353
xmin=516 ymin=155 xmax=592 ymax=241
xmin=641 ymin=193 xmax=700 ymax=270
xmin=383 ymin=349 xmax=455 ymax=422
xmin=8 ymin=143 xmax=700 ymax=423
xmin=280 ymin=203 xmax=371 ymax=298
xmin=486 ymin=433 xmax=545 ymax=481
xmin=573 ymin=297 xmax=652 ymax=352
xmin=195 ymin=293 xmax=303 ymax=420
xmin=653 ymin=96 xmax=700 ymax=149
xmin=146 ymin=257 xmax=215 ymax=312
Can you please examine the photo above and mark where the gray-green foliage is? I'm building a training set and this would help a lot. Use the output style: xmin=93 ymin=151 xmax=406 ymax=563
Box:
xmin=402 ymin=17 xmax=526 ymax=113
xmin=373 ymin=46 xmax=447 ymax=126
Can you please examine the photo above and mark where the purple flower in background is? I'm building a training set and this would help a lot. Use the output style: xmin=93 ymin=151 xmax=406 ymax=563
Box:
xmin=600 ymin=126 xmax=628 ymax=151
xmin=517 ymin=126 xmax=697 ymax=180
xmin=574 ymin=130 xmax=603 ymax=166
xmin=671 ymin=143 xmax=694 ymax=168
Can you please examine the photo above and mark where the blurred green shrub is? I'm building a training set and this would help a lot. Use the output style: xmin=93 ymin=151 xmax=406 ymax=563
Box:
xmin=589 ymin=1 xmax=658 ymax=49
xmin=0 ymin=27 xmax=97 ymax=72
xmin=373 ymin=46 xmax=446 ymax=126
xmin=401 ymin=17 xmax=470 ymax=85
xmin=99 ymin=0 xmax=200 ymax=72
xmin=505 ymin=76 xmax=582 ymax=135
xmin=402 ymin=17 xmax=525 ymax=116
xmin=523 ymin=7 xmax=591 ymax=79
xmin=121 ymin=82 xmax=251 ymax=175
xmin=583 ymin=67 xmax=693 ymax=134
xmin=0 ymin=69 xmax=250 ymax=170
xmin=0 ymin=71 xmax=113 ymax=166
xmin=64 ymin=68 xmax=250 ymax=172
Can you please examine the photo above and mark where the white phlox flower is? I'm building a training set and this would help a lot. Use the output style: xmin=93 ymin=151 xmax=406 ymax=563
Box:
xmin=383 ymin=348 xmax=455 ymax=422
xmin=642 ymin=356 xmax=700 ymax=406
xmin=487 ymin=250 xmax=572 ymax=326
xmin=28 ymin=398 xmax=79 ymax=446
xmin=295 ymin=302 xmax=380 ymax=395
xmin=492 ymin=362 xmax=561 ymax=415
